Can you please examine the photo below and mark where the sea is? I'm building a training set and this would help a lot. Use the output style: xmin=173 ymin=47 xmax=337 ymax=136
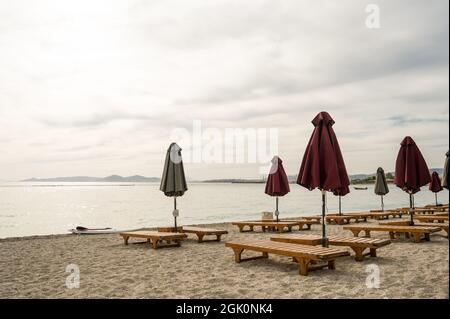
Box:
xmin=0 ymin=182 xmax=448 ymax=238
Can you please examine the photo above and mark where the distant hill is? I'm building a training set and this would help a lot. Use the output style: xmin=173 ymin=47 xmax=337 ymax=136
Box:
xmin=22 ymin=175 xmax=160 ymax=183
xmin=19 ymin=168 xmax=446 ymax=184
xmin=202 ymin=179 xmax=265 ymax=184
xmin=350 ymin=168 xmax=444 ymax=184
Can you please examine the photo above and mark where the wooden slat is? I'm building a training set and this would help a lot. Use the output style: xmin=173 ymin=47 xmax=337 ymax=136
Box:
xmin=271 ymin=234 xmax=391 ymax=248
xmin=119 ymin=231 xmax=187 ymax=239
xmin=225 ymin=240 xmax=349 ymax=259
xmin=343 ymin=225 xmax=441 ymax=233
xmin=182 ymin=226 xmax=228 ymax=235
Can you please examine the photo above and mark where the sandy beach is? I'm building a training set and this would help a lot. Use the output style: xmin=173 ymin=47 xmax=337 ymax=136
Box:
xmin=0 ymin=216 xmax=448 ymax=299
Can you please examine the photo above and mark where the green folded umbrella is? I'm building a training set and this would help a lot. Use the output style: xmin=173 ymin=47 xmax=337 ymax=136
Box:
xmin=160 ymin=143 xmax=188 ymax=230
xmin=374 ymin=167 xmax=389 ymax=211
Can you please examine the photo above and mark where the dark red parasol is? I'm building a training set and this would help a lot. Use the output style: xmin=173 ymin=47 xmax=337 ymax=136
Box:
xmin=265 ymin=156 xmax=290 ymax=222
xmin=429 ymin=171 xmax=443 ymax=205
xmin=394 ymin=136 xmax=430 ymax=225
xmin=297 ymin=112 xmax=350 ymax=193
xmin=297 ymin=111 xmax=350 ymax=246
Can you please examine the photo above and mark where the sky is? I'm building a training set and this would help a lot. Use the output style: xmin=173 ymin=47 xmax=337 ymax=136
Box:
xmin=0 ymin=0 xmax=448 ymax=180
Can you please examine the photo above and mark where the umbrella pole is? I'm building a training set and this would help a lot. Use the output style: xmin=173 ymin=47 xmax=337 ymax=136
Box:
xmin=275 ymin=196 xmax=279 ymax=222
xmin=409 ymin=193 xmax=414 ymax=226
xmin=435 ymin=193 xmax=438 ymax=206
xmin=381 ymin=195 xmax=384 ymax=212
xmin=174 ymin=196 xmax=177 ymax=231
xmin=321 ymin=190 xmax=328 ymax=247
xmin=339 ymin=195 xmax=342 ymax=216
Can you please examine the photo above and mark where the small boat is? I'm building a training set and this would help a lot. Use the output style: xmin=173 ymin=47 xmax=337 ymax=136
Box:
xmin=69 ymin=226 xmax=119 ymax=235
xmin=354 ymin=186 xmax=368 ymax=190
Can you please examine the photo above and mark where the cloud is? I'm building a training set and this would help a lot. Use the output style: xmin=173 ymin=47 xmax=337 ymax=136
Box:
xmin=0 ymin=0 xmax=448 ymax=180
xmin=387 ymin=116 xmax=449 ymax=126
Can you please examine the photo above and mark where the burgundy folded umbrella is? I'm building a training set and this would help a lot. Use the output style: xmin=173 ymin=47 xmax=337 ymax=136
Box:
xmin=333 ymin=186 xmax=350 ymax=216
xmin=265 ymin=156 xmax=290 ymax=222
xmin=297 ymin=111 xmax=350 ymax=246
xmin=394 ymin=136 xmax=430 ymax=225
xmin=429 ymin=171 xmax=443 ymax=206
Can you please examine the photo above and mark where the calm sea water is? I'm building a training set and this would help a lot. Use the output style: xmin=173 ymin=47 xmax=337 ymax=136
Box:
xmin=0 ymin=182 xmax=448 ymax=238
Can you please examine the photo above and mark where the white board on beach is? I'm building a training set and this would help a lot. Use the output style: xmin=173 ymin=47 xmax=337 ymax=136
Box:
xmin=69 ymin=227 xmax=120 ymax=235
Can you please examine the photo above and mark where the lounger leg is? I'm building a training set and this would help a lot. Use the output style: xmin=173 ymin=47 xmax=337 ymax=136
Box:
xmin=123 ymin=236 xmax=129 ymax=245
xmin=412 ymin=233 xmax=422 ymax=243
xmin=197 ymin=234 xmax=204 ymax=243
xmin=150 ymin=238 xmax=159 ymax=249
xmin=216 ymin=234 xmax=222 ymax=242
xmin=296 ymin=258 xmax=311 ymax=276
xmin=364 ymin=230 xmax=371 ymax=238
xmin=350 ymin=230 xmax=360 ymax=237
xmin=424 ymin=233 xmax=430 ymax=241
xmin=351 ymin=247 xmax=365 ymax=262
xmin=327 ymin=260 xmax=335 ymax=270
xmin=389 ymin=232 xmax=395 ymax=239
xmin=370 ymin=248 xmax=377 ymax=257
xmin=232 ymin=248 xmax=244 ymax=263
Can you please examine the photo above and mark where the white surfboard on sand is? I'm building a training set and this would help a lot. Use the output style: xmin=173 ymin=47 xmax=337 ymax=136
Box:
xmin=69 ymin=226 xmax=120 ymax=235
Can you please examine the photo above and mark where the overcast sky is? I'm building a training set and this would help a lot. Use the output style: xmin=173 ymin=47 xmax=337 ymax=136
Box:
xmin=0 ymin=0 xmax=448 ymax=180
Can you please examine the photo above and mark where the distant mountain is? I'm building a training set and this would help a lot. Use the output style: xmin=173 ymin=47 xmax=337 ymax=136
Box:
xmin=22 ymin=175 xmax=160 ymax=183
xmin=202 ymin=179 xmax=265 ymax=184
xmin=18 ymin=168 xmax=446 ymax=183
xmin=349 ymin=168 xmax=444 ymax=183
xmin=429 ymin=168 xmax=444 ymax=176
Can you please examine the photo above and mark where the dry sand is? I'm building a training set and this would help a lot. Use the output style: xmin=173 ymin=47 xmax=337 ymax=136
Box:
xmin=0 ymin=217 xmax=448 ymax=299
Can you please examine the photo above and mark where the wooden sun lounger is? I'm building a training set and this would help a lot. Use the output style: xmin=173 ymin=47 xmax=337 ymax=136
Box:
xmin=280 ymin=217 xmax=321 ymax=225
xmin=181 ymin=226 xmax=228 ymax=243
xmin=343 ymin=225 xmax=441 ymax=243
xmin=325 ymin=215 xmax=352 ymax=225
xmin=412 ymin=208 xmax=443 ymax=215
xmin=270 ymin=234 xmax=391 ymax=262
xmin=325 ymin=213 xmax=370 ymax=225
xmin=414 ymin=215 xmax=449 ymax=223
xmin=434 ymin=212 xmax=449 ymax=216
xmin=410 ymin=223 xmax=448 ymax=238
xmin=379 ymin=221 xmax=449 ymax=238
xmin=302 ymin=216 xmax=323 ymax=223
xmin=119 ymin=231 xmax=187 ymax=249
xmin=225 ymin=239 xmax=349 ymax=276
xmin=369 ymin=210 xmax=405 ymax=220
xmin=232 ymin=220 xmax=315 ymax=233
xmin=391 ymin=207 xmax=448 ymax=215
xmin=424 ymin=205 xmax=449 ymax=211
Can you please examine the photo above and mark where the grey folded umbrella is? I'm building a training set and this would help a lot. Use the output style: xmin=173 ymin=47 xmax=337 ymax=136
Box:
xmin=160 ymin=143 xmax=188 ymax=230
xmin=443 ymin=151 xmax=449 ymax=190
xmin=374 ymin=167 xmax=389 ymax=211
